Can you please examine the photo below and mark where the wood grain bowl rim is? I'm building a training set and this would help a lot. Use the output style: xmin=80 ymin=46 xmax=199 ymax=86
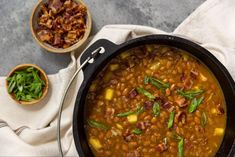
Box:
xmin=6 ymin=64 xmax=49 ymax=105
xmin=30 ymin=0 xmax=92 ymax=53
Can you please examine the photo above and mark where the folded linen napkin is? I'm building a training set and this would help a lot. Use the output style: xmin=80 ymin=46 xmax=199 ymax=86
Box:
xmin=0 ymin=0 xmax=234 ymax=156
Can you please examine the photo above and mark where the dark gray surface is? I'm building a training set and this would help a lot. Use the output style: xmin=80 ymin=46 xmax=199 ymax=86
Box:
xmin=0 ymin=0 xmax=205 ymax=75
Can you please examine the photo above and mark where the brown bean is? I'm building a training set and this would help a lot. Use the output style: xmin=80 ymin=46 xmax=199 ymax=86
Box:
xmin=143 ymin=141 xmax=151 ymax=147
xmin=122 ymin=144 xmax=128 ymax=151
xmin=128 ymin=142 xmax=138 ymax=149
xmin=122 ymin=88 xmax=129 ymax=96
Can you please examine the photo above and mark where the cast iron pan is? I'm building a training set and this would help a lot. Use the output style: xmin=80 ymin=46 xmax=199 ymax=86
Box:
xmin=73 ymin=35 xmax=235 ymax=157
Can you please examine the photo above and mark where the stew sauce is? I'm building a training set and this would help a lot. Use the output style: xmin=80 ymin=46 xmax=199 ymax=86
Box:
xmin=85 ymin=45 xmax=226 ymax=157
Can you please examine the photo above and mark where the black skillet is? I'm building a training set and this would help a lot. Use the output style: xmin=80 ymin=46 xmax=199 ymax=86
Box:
xmin=72 ymin=35 xmax=235 ymax=157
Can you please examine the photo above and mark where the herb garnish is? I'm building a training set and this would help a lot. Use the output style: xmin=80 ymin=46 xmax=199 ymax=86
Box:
xmin=7 ymin=67 xmax=45 ymax=101
xmin=117 ymin=105 xmax=144 ymax=117
xmin=178 ymin=89 xmax=204 ymax=100
xmin=132 ymin=128 xmax=142 ymax=135
xmin=144 ymin=76 xmax=170 ymax=89
xmin=188 ymin=96 xmax=204 ymax=113
xmin=152 ymin=102 xmax=160 ymax=116
xmin=87 ymin=119 xmax=109 ymax=130
xmin=168 ymin=111 xmax=175 ymax=129
xmin=136 ymin=87 xmax=155 ymax=99
xmin=201 ymin=111 xmax=208 ymax=128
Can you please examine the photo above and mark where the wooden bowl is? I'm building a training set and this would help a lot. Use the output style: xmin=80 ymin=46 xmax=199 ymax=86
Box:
xmin=30 ymin=0 xmax=92 ymax=53
xmin=6 ymin=64 xmax=49 ymax=105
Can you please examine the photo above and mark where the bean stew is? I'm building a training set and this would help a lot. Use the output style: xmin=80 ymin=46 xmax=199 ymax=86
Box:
xmin=85 ymin=45 xmax=226 ymax=157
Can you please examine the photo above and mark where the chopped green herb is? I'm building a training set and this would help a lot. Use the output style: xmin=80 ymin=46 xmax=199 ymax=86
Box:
xmin=87 ymin=119 xmax=109 ymax=130
xmin=168 ymin=111 xmax=175 ymax=129
xmin=188 ymin=96 xmax=204 ymax=113
xmin=6 ymin=67 xmax=45 ymax=101
xmin=172 ymin=132 xmax=182 ymax=141
xmin=201 ymin=111 xmax=208 ymax=128
xmin=117 ymin=105 xmax=144 ymax=117
xmin=132 ymin=128 xmax=142 ymax=135
xmin=145 ymin=76 xmax=170 ymax=89
xmin=136 ymin=106 xmax=144 ymax=115
xmin=178 ymin=138 xmax=184 ymax=157
xmin=152 ymin=102 xmax=160 ymax=116
xmin=178 ymin=89 xmax=204 ymax=99
xmin=116 ymin=111 xmax=134 ymax=117
xmin=136 ymin=87 xmax=155 ymax=99
xmin=144 ymin=76 xmax=150 ymax=84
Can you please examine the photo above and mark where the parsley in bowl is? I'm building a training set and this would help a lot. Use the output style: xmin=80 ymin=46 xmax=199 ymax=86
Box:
xmin=6 ymin=64 xmax=48 ymax=105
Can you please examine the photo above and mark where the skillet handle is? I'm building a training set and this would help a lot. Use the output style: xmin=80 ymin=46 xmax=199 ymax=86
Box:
xmin=57 ymin=39 xmax=118 ymax=157
xmin=80 ymin=39 xmax=119 ymax=64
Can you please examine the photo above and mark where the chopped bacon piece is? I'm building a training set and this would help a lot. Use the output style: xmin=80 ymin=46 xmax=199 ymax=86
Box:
xmin=136 ymin=121 xmax=151 ymax=130
xmin=175 ymin=111 xmax=187 ymax=124
xmin=144 ymin=101 xmax=154 ymax=110
xmin=216 ymin=104 xmax=225 ymax=115
xmin=190 ymin=70 xmax=198 ymax=79
xmin=174 ymin=96 xmax=187 ymax=108
xmin=129 ymin=88 xmax=138 ymax=99
xmin=162 ymin=102 xmax=175 ymax=112
xmin=156 ymin=143 xmax=168 ymax=152
xmin=37 ymin=30 xmax=53 ymax=42
xmin=36 ymin=0 xmax=87 ymax=48
xmin=49 ymin=0 xmax=63 ymax=14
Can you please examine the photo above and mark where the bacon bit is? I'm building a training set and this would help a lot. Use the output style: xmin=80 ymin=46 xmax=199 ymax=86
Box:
xmin=136 ymin=121 xmax=151 ymax=130
xmin=184 ymin=139 xmax=192 ymax=150
xmin=129 ymin=88 xmax=138 ymax=99
xmin=144 ymin=101 xmax=154 ymax=110
xmin=123 ymin=129 xmax=134 ymax=142
xmin=156 ymin=143 xmax=168 ymax=152
xmin=53 ymin=33 xmax=63 ymax=45
xmin=180 ymin=73 xmax=186 ymax=82
xmin=37 ymin=0 xmax=87 ymax=48
xmin=190 ymin=70 xmax=198 ymax=79
xmin=216 ymin=104 xmax=225 ymax=115
xmin=37 ymin=30 xmax=53 ymax=42
xmin=155 ymin=97 xmax=165 ymax=104
xmin=162 ymin=102 xmax=175 ymax=112
xmin=49 ymin=0 xmax=63 ymax=14
xmin=175 ymin=111 xmax=187 ymax=124
xmin=174 ymin=96 xmax=187 ymax=108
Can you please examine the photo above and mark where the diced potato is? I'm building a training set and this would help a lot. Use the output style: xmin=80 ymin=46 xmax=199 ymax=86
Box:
xmin=116 ymin=123 xmax=123 ymax=130
xmin=89 ymin=82 xmax=97 ymax=91
xmin=211 ymin=108 xmax=217 ymax=114
xmin=105 ymin=88 xmax=114 ymax=100
xmin=89 ymin=138 xmax=102 ymax=151
xmin=120 ymin=51 xmax=130 ymax=59
xmin=183 ymin=54 xmax=189 ymax=61
xmin=146 ymin=45 xmax=154 ymax=52
xmin=104 ymin=72 xmax=112 ymax=82
xmin=200 ymin=73 xmax=208 ymax=81
xmin=109 ymin=64 xmax=119 ymax=71
xmin=214 ymin=128 xmax=224 ymax=136
xmin=150 ymin=62 xmax=160 ymax=70
xmin=127 ymin=114 xmax=138 ymax=123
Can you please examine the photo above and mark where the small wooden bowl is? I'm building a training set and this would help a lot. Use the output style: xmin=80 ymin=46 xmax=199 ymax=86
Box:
xmin=30 ymin=0 xmax=92 ymax=53
xmin=6 ymin=64 xmax=49 ymax=105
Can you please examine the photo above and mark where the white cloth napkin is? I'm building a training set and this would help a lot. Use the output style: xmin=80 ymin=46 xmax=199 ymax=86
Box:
xmin=0 ymin=0 xmax=234 ymax=156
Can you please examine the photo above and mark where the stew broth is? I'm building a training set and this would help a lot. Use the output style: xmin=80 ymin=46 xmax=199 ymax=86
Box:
xmin=85 ymin=45 xmax=226 ymax=157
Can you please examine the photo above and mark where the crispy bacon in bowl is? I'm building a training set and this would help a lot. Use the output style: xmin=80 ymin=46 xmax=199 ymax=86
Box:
xmin=30 ymin=0 xmax=92 ymax=53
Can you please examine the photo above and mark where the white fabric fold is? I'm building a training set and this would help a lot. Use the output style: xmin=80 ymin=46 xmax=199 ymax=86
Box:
xmin=0 ymin=0 xmax=234 ymax=156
